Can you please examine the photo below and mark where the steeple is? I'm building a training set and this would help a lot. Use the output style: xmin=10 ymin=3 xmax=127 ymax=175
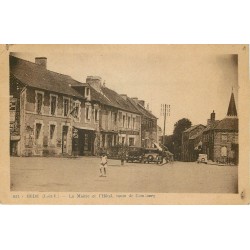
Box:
xmin=227 ymin=90 xmax=237 ymax=117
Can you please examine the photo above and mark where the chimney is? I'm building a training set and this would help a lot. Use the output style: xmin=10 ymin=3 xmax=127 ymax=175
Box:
xmin=35 ymin=57 xmax=47 ymax=69
xmin=138 ymin=100 xmax=145 ymax=107
xmin=131 ymin=97 xmax=138 ymax=102
xmin=120 ymin=94 xmax=127 ymax=100
xmin=86 ymin=76 xmax=102 ymax=92
xmin=211 ymin=110 xmax=215 ymax=121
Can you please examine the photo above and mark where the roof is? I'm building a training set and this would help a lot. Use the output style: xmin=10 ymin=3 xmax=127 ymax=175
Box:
xmin=189 ymin=129 xmax=204 ymax=140
xmin=183 ymin=124 xmax=205 ymax=133
xmin=10 ymin=55 xmax=85 ymax=99
xmin=126 ymin=97 xmax=157 ymax=120
xmin=102 ymin=87 xmax=140 ymax=114
xmin=214 ymin=117 xmax=238 ymax=131
xmin=227 ymin=91 xmax=237 ymax=117
xmin=203 ymin=120 xmax=220 ymax=132
xmin=89 ymin=85 xmax=141 ymax=114
xmin=89 ymin=86 xmax=112 ymax=106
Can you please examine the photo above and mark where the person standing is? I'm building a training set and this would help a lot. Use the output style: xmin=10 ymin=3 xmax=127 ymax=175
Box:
xmin=100 ymin=153 xmax=108 ymax=177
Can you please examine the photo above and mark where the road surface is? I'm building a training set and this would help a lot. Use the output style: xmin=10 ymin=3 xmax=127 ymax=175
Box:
xmin=10 ymin=156 xmax=238 ymax=193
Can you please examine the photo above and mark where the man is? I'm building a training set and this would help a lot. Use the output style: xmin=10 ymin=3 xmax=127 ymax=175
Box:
xmin=100 ymin=153 xmax=108 ymax=177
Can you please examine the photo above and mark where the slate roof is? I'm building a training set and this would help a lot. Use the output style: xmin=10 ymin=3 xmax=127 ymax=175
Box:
xmin=227 ymin=92 xmax=237 ymax=117
xmin=214 ymin=117 xmax=238 ymax=131
xmin=101 ymin=87 xmax=140 ymax=114
xmin=10 ymin=55 xmax=154 ymax=115
xmin=10 ymin=55 xmax=85 ymax=99
xmin=189 ymin=129 xmax=204 ymax=140
xmin=126 ymin=97 xmax=157 ymax=120
xmin=89 ymin=85 xmax=141 ymax=114
xmin=89 ymin=86 xmax=112 ymax=106
xmin=203 ymin=120 xmax=220 ymax=132
xmin=183 ymin=124 xmax=205 ymax=133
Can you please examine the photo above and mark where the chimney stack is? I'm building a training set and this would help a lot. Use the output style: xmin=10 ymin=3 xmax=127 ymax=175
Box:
xmin=86 ymin=76 xmax=102 ymax=92
xmin=131 ymin=97 xmax=138 ymax=102
xmin=211 ymin=110 xmax=215 ymax=121
xmin=35 ymin=57 xmax=47 ymax=69
xmin=138 ymin=100 xmax=145 ymax=107
xmin=120 ymin=94 xmax=127 ymax=100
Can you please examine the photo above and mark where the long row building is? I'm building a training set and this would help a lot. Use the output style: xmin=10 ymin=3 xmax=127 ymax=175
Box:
xmin=10 ymin=55 xmax=158 ymax=157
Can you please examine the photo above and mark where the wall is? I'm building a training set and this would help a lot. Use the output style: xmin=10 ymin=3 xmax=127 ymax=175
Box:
xmin=19 ymin=87 xmax=99 ymax=156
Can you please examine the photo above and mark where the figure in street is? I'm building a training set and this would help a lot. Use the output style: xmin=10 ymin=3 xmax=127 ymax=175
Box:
xmin=100 ymin=153 xmax=108 ymax=177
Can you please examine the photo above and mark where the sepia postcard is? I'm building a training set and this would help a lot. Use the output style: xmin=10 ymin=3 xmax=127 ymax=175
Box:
xmin=0 ymin=44 xmax=249 ymax=204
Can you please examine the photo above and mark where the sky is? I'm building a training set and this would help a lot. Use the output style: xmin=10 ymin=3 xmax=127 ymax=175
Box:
xmin=13 ymin=45 xmax=238 ymax=135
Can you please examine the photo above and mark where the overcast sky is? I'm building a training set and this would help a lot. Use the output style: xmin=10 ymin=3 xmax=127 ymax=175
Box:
xmin=13 ymin=45 xmax=238 ymax=135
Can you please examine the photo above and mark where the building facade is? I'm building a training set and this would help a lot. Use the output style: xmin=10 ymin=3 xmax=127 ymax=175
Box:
xmin=181 ymin=124 xmax=205 ymax=162
xmin=202 ymin=92 xmax=238 ymax=164
xmin=88 ymin=76 xmax=142 ymax=153
xmin=10 ymin=56 xmax=100 ymax=157
xmin=10 ymin=57 xmax=157 ymax=157
xmin=127 ymin=97 xmax=158 ymax=148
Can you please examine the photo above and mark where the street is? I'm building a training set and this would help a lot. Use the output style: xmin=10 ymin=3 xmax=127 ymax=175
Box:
xmin=10 ymin=157 xmax=238 ymax=193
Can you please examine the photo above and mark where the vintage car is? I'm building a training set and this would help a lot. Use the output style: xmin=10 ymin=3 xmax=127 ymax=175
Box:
xmin=197 ymin=154 xmax=208 ymax=164
xmin=143 ymin=148 xmax=163 ymax=164
xmin=126 ymin=147 xmax=145 ymax=163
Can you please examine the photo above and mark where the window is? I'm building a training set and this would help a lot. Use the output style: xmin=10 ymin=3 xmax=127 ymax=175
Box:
xmin=221 ymin=134 xmax=227 ymax=142
xmin=36 ymin=93 xmax=43 ymax=114
xmin=86 ymin=87 xmax=90 ymax=96
xmin=35 ymin=123 xmax=42 ymax=140
xmin=102 ymin=134 xmax=105 ymax=147
xmin=129 ymin=137 xmax=135 ymax=146
xmin=95 ymin=109 xmax=99 ymax=122
xmin=50 ymin=95 xmax=57 ymax=115
xmin=121 ymin=137 xmax=125 ymax=145
xmin=128 ymin=116 xmax=131 ymax=128
xmin=119 ymin=112 xmax=122 ymax=121
xmin=86 ymin=106 xmax=91 ymax=120
xmin=75 ymin=104 xmax=79 ymax=117
xmin=63 ymin=98 xmax=69 ymax=117
xmin=132 ymin=117 xmax=135 ymax=129
xmin=35 ymin=123 xmax=43 ymax=145
xmin=50 ymin=124 xmax=56 ymax=143
xmin=122 ymin=115 xmax=126 ymax=127
xmin=114 ymin=113 xmax=117 ymax=123
xmin=221 ymin=146 xmax=227 ymax=157
xmin=71 ymin=101 xmax=80 ymax=121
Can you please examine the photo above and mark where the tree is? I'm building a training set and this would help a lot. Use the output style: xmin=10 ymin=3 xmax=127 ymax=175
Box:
xmin=172 ymin=118 xmax=192 ymax=160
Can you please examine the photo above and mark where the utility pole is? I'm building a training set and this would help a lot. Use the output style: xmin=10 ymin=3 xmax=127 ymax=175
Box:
xmin=161 ymin=104 xmax=170 ymax=145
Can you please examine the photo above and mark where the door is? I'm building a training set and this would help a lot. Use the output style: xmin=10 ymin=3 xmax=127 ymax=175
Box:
xmin=62 ymin=126 xmax=68 ymax=154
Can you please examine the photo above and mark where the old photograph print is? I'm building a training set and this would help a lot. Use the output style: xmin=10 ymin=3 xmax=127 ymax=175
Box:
xmin=9 ymin=45 xmax=239 ymax=194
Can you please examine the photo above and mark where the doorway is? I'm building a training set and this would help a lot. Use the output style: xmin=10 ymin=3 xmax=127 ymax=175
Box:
xmin=62 ymin=126 xmax=68 ymax=154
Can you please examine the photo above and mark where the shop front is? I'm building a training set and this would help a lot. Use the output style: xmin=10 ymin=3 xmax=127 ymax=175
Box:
xmin=72 ymin=127 xmax=96 ymax=156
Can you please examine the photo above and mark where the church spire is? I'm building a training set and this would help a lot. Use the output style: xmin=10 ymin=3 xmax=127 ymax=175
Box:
xmin=227 ymin=90 xmax=237 ymax=117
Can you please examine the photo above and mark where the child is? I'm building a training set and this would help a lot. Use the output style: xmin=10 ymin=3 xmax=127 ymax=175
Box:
xmin=100 ymin=153 xmax=108 ymax=177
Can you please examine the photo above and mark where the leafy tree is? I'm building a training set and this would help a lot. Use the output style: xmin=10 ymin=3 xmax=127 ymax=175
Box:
xmin=172 ymin=118 xmax=192 ymax=160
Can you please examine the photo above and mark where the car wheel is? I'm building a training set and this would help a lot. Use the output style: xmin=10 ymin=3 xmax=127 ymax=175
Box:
xmin=147 ymin=155 xmax=154 ymax=162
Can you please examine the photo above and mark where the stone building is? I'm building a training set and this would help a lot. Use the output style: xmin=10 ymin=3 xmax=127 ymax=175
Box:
xmin=202 ymin=91 xmax=238 ymax=164
xmin=181 ymin=124 xmax=206 ymax=162
xmin=87 ymin=76 xmax=142 ymax=151
xmin=10 ymin=56 xmax=153 ymax=157
xmin=127 ymin=97 xmax=158 ymax=148
xmin=10 ymin=55 xmax=99 ymax=156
